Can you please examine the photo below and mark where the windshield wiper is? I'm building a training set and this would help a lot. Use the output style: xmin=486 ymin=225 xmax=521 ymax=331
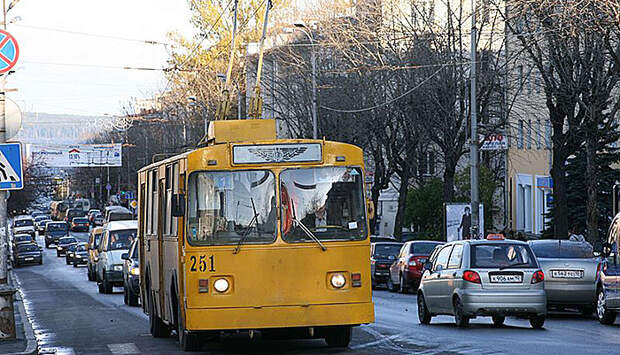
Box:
xmin=291 ymin=203 xmax=326 ymax=252
xmin=499 ymin=262 xmax=531 ymax=270
xmin=233 ymin=198 xmax=259 ymax=255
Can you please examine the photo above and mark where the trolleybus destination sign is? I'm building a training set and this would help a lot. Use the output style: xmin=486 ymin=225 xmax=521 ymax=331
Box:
xmin=233 ymin=143 xmax=322 ymax=164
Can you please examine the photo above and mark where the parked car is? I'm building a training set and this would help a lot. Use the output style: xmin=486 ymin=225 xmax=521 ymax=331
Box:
xmin=12 ymin=216 xmax=35 ymax=238
xmin=64 ymin=208 xmax=86 ymax=224
xmin=70 ymin=217 xmax=90 ymax=232
xmin=417 ymin=237 xmax=547 ymax=329
xmin=56 ymin=236 xmax=78 ymax=257
xmin=37 ymin=218 xmax=52 ymax=233
xmin=529 ymin=239 xmax=600 ymax=316
xmin=370 ymin=242 xmax=402 ymax=289
xmin=122 ymin=238 xmax=140 ymax=306
xmin=96 ymin=220 xmax=138 ymax=294
xmin=87 ymin=227 xmax=104 ymax=281
xmin=14 ymin=243 xmax=43 ymax=266
xmin=44 ymin=222 xmax=69 ymax=248
xmin=66 ymin=242 xmax=88 ymax=266
xmin=388 ymin=240 xmax=444 ymax=293
xmin=597 ymin=212 xmax=620 ymax=325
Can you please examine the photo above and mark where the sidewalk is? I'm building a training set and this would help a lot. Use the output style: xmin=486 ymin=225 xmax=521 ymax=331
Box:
xmin=0 ymin=269 xmax=38 ymax=355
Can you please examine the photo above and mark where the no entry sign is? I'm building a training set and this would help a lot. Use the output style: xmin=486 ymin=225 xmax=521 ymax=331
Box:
xmin=0 ymin=30 xmax=19 ymax=74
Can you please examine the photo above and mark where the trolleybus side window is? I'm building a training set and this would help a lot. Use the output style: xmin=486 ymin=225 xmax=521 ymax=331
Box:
xmin=151 ymin=170 xmax=158 ymax=234
xmin=280 ymin=166 xmax=367 ymax=242
xmin=146 ymin=171 xmax=153 ymax=234
xmin=186 ymin=170 xmax=276 ymax=246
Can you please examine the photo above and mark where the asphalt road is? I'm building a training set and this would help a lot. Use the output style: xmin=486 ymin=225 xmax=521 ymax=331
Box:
xmin=12 ymin=232 xmax=620 ymax=354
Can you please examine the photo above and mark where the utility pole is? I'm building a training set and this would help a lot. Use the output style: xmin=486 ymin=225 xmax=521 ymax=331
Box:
xmin=0 ymin=0 xmax=8 ymax=285
xmin=311 ymin=43 xmax=317 ymax=139
xmin=470 ymin=0 xmax=480 ymax=239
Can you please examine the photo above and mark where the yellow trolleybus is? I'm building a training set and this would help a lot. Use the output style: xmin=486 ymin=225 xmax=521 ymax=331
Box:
xmin=138 ymin=119 xmax=374 ymax=351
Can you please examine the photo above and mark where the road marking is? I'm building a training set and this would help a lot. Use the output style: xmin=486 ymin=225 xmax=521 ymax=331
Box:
xmin=107 ymin=343 xmax=140 ymax=354
xmin=39 ymin=347 xmax=75 ymax=355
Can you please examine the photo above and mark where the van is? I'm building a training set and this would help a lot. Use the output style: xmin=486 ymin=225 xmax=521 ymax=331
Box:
xmin=96 ymin=221 xmax=138 ymax=293
xmin=103 ymin=206 xmax=133 ymax=224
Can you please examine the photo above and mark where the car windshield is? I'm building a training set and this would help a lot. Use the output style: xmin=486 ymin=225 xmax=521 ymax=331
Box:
xmin=77 ymin=244 xmax=87 ymax=252
xmin=411 ymin=242 xmax=442 ymax=255
xmin=471 ymin=243 xmax=538 ymax=268
xmin=531 ymin=242 xmax=594 ymax=258
xmin=15 ymin=235 xmax=31 ymax=242
xmin=93 ymin=233 xmax=102 ymax=248
xmin=15 ymin=219 xmax=33 ymax=227
xmin=187 ymin=170 xmax=276 ymax=246
xmin=373 ymin=244 xmax=402 ymax=258
xmin=73 ymin=218 xmax=88 ymax=223
xmin=35 ymin=216 xmax=47 ymax=222
xmin=68 ymin=244 xmax=77 ymax=251
xmin=59 ymin=238 xmax=77 ymax=245
xmin=108 ymin=229 xmax=137 ymax=250
xmin=280 ymin=167 xmax=367 ymax=242
xmin=48 ymin=223 xmax=68 ymax=232
xmin=18 ymin=244 xmax=39 ymax=252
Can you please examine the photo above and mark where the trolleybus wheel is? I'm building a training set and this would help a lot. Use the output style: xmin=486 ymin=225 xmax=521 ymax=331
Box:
xmin=149 ymin=291 xmax=170 ymax=338
xmin=177 ymin=302 xmax=201 ymax=351
xmin=324 ymin=326 xmax=352 ymax=348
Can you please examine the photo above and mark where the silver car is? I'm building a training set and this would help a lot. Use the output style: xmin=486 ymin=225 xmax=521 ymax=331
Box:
xmin=417 ymin=238 xmax=547 ymax=328
xmin=529 ymin=240 xmax=601 ymax=316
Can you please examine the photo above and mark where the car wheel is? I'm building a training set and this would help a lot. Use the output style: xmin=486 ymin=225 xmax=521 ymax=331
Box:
xmin=98 ymin=281 xmax=104 ymax=293
xmin=38 ymin=259 xmax=43 ymax=265
xmin=65 ymin=257 xmax=70 ymax=265
xmin=149 ymin=290 xmax=170 ymax=338
xmin=177 ymin=301 xmax=201 ymax=351
xmin=87 ymin=267 xmax=95 ymax=281
xmin=56 ymin=251 xmax=60 ymax=257
xmin=492 ymin=315 xmax=505 ymax=326
xmin=597 ymin=288 xmax=617 ymax=325
xmin=45 ymin=241 xmax=49 ymax=248
xmin=399 ymin=274 xmax=408 ymax=294
xmin=123 ymin=285 xmax=129 ymax=305
xmin=324 ymin=326 xmax=352 ymax=348
xmin=128 ymin=286 xmax=139 ymax=307
xmin=529 ymin=316 xmax=545 ymax=329
xmin=387 ymin=277 xmax=397 ymax=293
xmin=103 ymin=275 xmax=113 ymax=294
xmin=453 ymin=297 xmax=470 ymax=328
xmin=417 ymin=293 xmax=432 ymax=324
xmin=73 ymin=261 xmax=77 ymax=268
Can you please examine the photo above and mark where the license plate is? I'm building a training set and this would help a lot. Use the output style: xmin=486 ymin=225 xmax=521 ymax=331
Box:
xmin=551 ymin=270 xmax=583 ymax=279
xmin=25 ymin=257 xmax=34 ymax=261
xmin=490 ymin=274 xmax=522 ymax=283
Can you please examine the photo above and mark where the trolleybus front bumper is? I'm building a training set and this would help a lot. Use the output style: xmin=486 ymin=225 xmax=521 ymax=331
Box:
xmin=186 ymin=301 xmax=375 ymax=331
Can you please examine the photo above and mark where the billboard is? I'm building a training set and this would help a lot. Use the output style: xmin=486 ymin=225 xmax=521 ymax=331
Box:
xmin=31 ymin=144 xmax=122 ymax=167
xmin=445 ymin=203 xmax=485 ymax=242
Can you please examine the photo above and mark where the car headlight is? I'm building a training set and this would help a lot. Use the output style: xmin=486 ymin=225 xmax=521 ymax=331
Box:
xmin=330 ymin=274 xmax=346 ymax=289
xmin=113 ymin=265 xmax=123 ymax=271
xmin=213 ymin=278 xmax=229 ymax=293
xmin=130 ymin=267 xmax=140 ymax=276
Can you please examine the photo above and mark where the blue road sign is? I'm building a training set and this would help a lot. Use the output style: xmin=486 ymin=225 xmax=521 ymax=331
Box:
xmin=0 ymin=143 xmax=23 ymax=190
xmin=0 ymin=30 xmax=19 ymax=74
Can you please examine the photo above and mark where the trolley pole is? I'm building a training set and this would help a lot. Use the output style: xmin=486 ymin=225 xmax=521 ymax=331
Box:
xmin=470 ymin=0 xmax=480 ymax=239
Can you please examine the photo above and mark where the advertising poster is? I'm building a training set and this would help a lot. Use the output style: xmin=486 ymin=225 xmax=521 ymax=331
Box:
xmin=445 ymin=203 xmax=485 ymax=242
xmin=31 ymin=144 xmax=122 ymax=167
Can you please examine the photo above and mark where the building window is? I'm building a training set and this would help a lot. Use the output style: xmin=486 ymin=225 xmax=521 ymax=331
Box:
xmin=518 ymin=120 xmax=524 ymax=149
xmin=527 ymin=120 xmax=532 ymax=149
xmin=535 ymin=74 xmax=542 ymax=94
xmin=545 ymin=121 xmax=552 ymax=149
xmin=536 ymin=120 xmax=542 ymax=149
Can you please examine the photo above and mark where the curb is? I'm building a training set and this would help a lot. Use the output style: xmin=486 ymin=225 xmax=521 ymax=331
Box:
xmin=5 ymin=270 xmax=38 ymax=355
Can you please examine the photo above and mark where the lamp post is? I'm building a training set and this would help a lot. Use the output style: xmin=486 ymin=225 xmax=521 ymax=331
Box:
xmin=287 ymin=23 xmax=318 ymax=139
xmin=470 ymin=0 xmax=480 ymax=239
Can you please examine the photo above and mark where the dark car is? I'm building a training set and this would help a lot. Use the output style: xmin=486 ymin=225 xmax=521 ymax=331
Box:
xmin=71 ymin=217 xmax=90 ymax=232
xmin=597 ymin=212 xmax=620 ymax=325
xmin=45 ymin=222 xmax=69 ymax=248
xmin=122 ymin=238 xmax=140 ymax=306
xmin=67 ymin=242 xmax=88 ymax=266
xmin=388 ymin=240 xmax=444 ymax=293
xmin=56 ymin=236 xmax=78 ymax=257
xmin=37 ymin=219 xmax=52 ymax=233
xmin=12 ymin=234 xmax=34 ymax=255
xmin=65 ymin=208 xmax=86 ymax=224
xmin=14 ymin=243 xmax=43 ymax=266
xmin=370 ymin=242 xmax=403 ymax=289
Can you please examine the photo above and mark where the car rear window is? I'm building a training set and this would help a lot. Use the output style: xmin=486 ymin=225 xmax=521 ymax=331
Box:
xmin=530 ymin=242 xmax=594 ymax=258
xmin=411 ymin=242 xmax=441 ymax=255
xmin=373 ymin=244 xmax=401 ymax=258
xmin=48 ymin=223 xmax=68 ymax=231
xmin=471 ymin=243 xmax=538 ymax=269
xmin=15 ymin=219 xmax=34 ymax=227
xmin=73 ymin=218 xmax=88 ymax=223
xmin=18 ymin=244 xmax=39 ymax=252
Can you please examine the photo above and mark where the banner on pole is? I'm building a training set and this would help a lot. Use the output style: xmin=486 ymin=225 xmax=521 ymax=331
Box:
xmin=31 ymin=144 xmax=122 ymax=167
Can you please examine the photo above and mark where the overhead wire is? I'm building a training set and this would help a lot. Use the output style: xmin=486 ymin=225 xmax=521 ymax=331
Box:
xmin=13 ymin=24 xmax=172 ymax=46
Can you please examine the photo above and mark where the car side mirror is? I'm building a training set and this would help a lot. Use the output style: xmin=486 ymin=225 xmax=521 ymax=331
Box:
xmin=366 ymin=199 xmax=375 ymax=220
xmin=172 ymin=194 xmax=185 ymax=218
xmin=423 ymin=261 xmax=433 ymax=271
xmin=121 ymin=253 xmax=129 ymax=260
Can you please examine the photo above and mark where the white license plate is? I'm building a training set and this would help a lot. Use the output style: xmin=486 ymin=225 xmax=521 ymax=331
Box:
xmin=25 ymin=257 xmax=34 ymax=261
xmin=551 ymin=270 xmax=583 ymax=279
xmin=490 ymin=274 xmax=522 ymax=283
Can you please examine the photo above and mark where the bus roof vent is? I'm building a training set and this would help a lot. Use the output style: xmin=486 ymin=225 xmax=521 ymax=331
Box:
xmin=207 ymin=119 xmax=276 ymax=144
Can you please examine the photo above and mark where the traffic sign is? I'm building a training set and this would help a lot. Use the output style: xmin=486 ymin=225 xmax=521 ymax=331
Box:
xmin=0 ymin=30 xmax=19 ymax=74
xmin=0 ymin=143 xmax=23 ymax=190
xmin=105 ymin=183 xmax=112 ymax=191
xmin=130 ymin=200 xmax=137 ymax=209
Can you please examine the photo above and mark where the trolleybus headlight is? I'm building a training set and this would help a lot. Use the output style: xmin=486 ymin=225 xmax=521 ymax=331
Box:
xmin=213 ymin=278 xmax=229 ymax=293
xmin=330 ymin=274 xmax=346 ymax=288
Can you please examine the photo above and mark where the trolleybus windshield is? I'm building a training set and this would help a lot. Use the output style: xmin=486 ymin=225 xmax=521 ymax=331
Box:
xmin=280 ymin=166 xmax=367 ymax=242
xmin=187 ymin=170 xmax=276 ymax=246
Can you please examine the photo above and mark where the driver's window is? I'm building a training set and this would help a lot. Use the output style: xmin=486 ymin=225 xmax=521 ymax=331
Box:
xmin=433 ymin=246 xmax=453 ymax=272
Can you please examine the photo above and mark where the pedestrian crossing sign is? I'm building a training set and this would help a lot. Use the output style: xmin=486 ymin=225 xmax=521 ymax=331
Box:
xmin=0 ymin=143 xmax=23 ymax=190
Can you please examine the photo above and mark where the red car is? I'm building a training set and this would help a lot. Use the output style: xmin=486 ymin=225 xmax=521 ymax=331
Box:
xmin=388 ymin=240 xmax=443 ymax=293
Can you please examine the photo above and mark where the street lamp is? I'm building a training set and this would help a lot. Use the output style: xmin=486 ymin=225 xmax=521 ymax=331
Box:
xmin=285 ymin=22 xmax=318 ymax=139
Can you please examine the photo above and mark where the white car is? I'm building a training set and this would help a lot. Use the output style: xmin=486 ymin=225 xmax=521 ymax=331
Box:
xmin=96 ymin=220 xmax=138 ymax=294
xmin=13 ymin=216 xmax=36 ymax=237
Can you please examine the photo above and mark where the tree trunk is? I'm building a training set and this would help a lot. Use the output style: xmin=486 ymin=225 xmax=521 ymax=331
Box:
xmin=585 ymin=132 xmax=599 ymax=242
xmin=550 ymin=148 xmax=569 ymax=239
xmin=370 ymin=185 xmax=381 ymax=235
xmin=443 ymin=161 xmax=456 ymax=203
xmin=393 ymin=171 xmax=410 ymax=240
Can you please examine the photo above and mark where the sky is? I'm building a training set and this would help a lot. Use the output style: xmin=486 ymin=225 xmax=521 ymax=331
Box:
xmin=6 ymin=0 xmax=196 ymax=116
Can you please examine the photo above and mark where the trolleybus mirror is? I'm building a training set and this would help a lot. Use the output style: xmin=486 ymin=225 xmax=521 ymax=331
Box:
xmin=366 ymin=199 xmax=375 ymax=220
xmin=172 ymin=194 xmax=186 ymax=217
